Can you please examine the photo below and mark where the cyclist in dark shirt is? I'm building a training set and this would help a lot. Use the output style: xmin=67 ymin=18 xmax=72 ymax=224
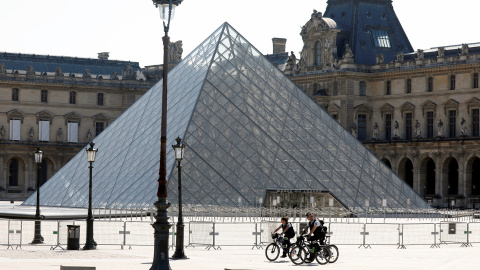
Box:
xmin=273 ymin=216 xmax=295 ymax=258
xmin=303 ymin=212 xmax=325 ymax=261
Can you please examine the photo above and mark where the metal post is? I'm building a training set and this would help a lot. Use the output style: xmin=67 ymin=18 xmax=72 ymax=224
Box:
xmin=32 ymin=159 xmax=44 ymax=244
xmin=172 ymin=157 xmax=187 ymax=259
xmin=84 ymin=160 xmax=97 ymax=250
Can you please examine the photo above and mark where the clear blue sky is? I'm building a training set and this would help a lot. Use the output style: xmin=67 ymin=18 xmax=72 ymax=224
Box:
xmin=0 ymin=0 xmax=478 ymax=67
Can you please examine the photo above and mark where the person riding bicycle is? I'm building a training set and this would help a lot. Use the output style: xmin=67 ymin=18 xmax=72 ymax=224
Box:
xmin=303 ymin=212 xmax=326 ymax=261
xmin=272 ymin=216 xmax=295 ymax=258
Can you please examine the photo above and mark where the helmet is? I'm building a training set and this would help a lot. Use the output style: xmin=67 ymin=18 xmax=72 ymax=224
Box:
xmin=305 ymin=212 xmax=312 ymax=217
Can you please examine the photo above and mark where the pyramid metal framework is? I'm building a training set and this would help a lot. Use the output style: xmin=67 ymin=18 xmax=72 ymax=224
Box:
xmin=24 ymin=23 xmax=429 ymax=210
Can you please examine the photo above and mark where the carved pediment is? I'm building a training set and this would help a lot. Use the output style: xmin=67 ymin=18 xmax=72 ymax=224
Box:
xmin=64 ymin=112 xmax=82 ymax=125
xmin=35 ymin=110 xmax=54 ymax=123
xmin=380 ymin=103 xmax=394 ymax=119
xmin=354 ymin=103 xmax=373 ymax=120
xmin=92 ymin=113 xmax=110 ymax=126
xmin=327 ymin=103 xmax=340 ymax=115
xmin=401 ymin=102 xmax=415 ymax=118
xmin=422 ymin=100 xmax=437 ymax=117
xmin=7 ymin=109 xmax=25 ymax=122
xmin=467 ymin=97 xmax=480 ymax=113
xmin=444 ymin=99 xmax=459 ymax=116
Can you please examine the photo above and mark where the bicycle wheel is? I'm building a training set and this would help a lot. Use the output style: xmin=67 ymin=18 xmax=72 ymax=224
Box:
xmin=288 ymin=244 xmax=306 ymax=265
xmin=328 ymin=244 xmax=339 ymax=263
xmin=265 ymin=243 xmax=280 ymax=261
xmin=315 ymin=246 xmax=331 ymax=265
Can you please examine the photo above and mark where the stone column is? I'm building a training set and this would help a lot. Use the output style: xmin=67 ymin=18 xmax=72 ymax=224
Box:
xmin=434 ymin=153 xmax=442 ymax=207
xmin=0 ymin=154 xmax=5 ymax=190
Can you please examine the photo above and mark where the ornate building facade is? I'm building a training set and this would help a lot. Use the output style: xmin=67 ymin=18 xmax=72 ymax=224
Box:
xmin=0 ymin=45 xmax=183 ymax=201
xmin=273 ymin=0 xmax=480 ymax=208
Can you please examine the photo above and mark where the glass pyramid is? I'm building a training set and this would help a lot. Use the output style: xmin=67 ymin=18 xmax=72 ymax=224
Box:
xmin=23 ymin=23 xmax=429 ymax=210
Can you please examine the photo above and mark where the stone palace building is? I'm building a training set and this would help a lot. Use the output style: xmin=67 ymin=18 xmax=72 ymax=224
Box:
xmin=267 ymin=0 xmax=480 ymax=208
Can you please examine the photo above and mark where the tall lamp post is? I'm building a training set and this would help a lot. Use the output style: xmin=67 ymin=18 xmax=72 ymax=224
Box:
xmin=31 ymin=147 xmax=44 ymax=244
xmin=151 ymin=1 xmax=183 ymax=269
xmin=83 ymin=142 xmax=98 ymax=250
xmin=172 ymin=137 xmax=186 ymax=259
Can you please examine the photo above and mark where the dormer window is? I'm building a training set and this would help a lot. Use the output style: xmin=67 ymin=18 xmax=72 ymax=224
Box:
xmin=315 ymin=41 xmax=322 ymax=65
xmin=371 ymin=30 xmax=391 ymax=48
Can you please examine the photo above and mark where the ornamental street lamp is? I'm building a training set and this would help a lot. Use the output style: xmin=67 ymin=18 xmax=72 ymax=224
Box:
xmin=31 ymin=147 xmax=44 ymax=244
xmin=171 ymin=137 xmax=186 ymax=259
xmin=83 ymin=142 xmax=98 ymax=250
xmin=151 ymin=1 xmax=183 ymax=269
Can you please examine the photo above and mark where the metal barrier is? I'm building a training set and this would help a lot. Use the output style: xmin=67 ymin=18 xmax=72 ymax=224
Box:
xmin=2 ymin=219 xmax=480 ymax=250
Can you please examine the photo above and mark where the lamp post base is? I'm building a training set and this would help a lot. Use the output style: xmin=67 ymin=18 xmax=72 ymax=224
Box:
xmin=83 ymin=218 xmax=97 ymax=250
xmin=171 ymin=222 xmax=187 ymax=259
xmin=31 ymin=220 xmax=44 ymax=244
xmin=150 ymin=199 xmax=172 ymax=270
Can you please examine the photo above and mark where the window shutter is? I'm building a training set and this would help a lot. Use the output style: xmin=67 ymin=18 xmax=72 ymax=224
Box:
xmin=39 ymin=120 xmax=50 ymax=142
xmin=10 ymin=120 xmax=21 ymax=141
xmin=68 ymin=122 xmax=78 ymax=143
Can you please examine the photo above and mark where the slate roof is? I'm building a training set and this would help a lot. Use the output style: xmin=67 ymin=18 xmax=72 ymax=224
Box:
xmin=324 ymin=0 xmax=414 ymax=65
xmin=0 ymin=52 xmax=140 ymax=76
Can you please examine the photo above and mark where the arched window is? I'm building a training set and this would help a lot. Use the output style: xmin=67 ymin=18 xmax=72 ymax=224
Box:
xmin=359 ymin=81 xmax=366 ymax=96
xmin=9 ymin=158 xmax=19 ymax=186
xmin=12 ymin=88 xmax=19 ymax=101
xmin=450 ymin=75 xmax=456 ymax=90
xmin=386 ymin=81 xmax=391 ymax=95
xmin=315 ymin=41 xmax=322 ymax=65
xmin=69 ymin=91 xmax=76 ymax=104
xmin=428 ymin=77 xmax=433 ymax=92
xmin=97 ymin=93 xmax=104 ymax=106
xmin=406 ymin=79 xmax=412 ymax=93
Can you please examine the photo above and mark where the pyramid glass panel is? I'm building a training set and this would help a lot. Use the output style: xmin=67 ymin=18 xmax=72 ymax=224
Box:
xmin=24 ymin=23 xmax=429 ymax=210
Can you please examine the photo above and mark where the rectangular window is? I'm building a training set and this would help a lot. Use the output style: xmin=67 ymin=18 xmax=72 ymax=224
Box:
xmin=67 ymin=122 xmax=79 ymax=143
xmin=385 ymin=114 xmax=392 ymax=140
xmin=371 ymin=30 xmax=391 ymax=48
xmin=405 ymin=113 xmax=412 ymax=140
xmin=358 ymin=114 xmax=367 ymax=140
xmin=97 ymin=93 xmax=104 ymax=106
xmin=449 ymin=110 xmax=456 ymax=137
xmin=474 ymin=73 xmax=479 ymax=89
xmin=9 ymin=119 xmax=21 ymax=141
xmin=95 ymin=122 xmax=105 ymax=136
xmin=406 ymin=79 xmax=412 ymax=93
xmin=39 ymin=120 xmax=50 ymax=142
xmin=359 ymin=82 xmax=366 ymax=96
xmin=428 ymin=77 xmax=433 ymax=92
xmin=386 ymin=81 xmax=391 ymax=95
xmin=450 ymin=75 xmax=456 ymax=90
xmin=473 ymin=109 xmax=479 ymax=136
xmin=41 ymin=90 xmax=48 ymax=103
xmin=427 ymin=112 xmax=434 ymax=138
xmin=69 ymin=91 xmax=76 ymax=104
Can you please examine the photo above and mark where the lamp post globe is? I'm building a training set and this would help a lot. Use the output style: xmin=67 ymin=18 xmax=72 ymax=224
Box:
xmin=83 ymin=142 xmax=98 ymax=250
xmin=150 ymin=0 xmax=183 ymax=269
xmin=172 ymin=137 xmax=187 ymax=259
xmin=32 ymin=147 xmax=44 ymax=244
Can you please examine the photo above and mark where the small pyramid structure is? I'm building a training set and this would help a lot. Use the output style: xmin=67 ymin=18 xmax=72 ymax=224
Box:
xmin=24 ymin=23 xmax=429 ymax=210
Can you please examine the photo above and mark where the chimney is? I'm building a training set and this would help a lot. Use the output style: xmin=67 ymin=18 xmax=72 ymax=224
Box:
xmin=272 ymin=38 xmax=287 ymax=54
xmin=97 ymin=52 xmax=110 ymax=60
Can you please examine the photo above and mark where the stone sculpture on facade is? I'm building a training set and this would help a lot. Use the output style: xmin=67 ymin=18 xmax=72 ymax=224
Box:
xmin=122 ymin=64 xmax=136 ymax=80
xmin=83 ymin=69 xmax=92 ymax=79
xmin=0 ymin=125 xmax=5 ymax=140
xmin=396 ymin=51 xmax=404 ymax=62
xmin=343 ymin=44 xmax=354 ymax=62
xmin=461 ymin=118 xmax=467 ymax=136
xmin=55 ymin=67 xmax=64 ymax=77
xmin=393 ymin=121 xmax=400 ymax=138
xmin=437 ymin=119 xmax=444 ymax=137
xmin=26 ymin=65 xmax=35 ymax=75
xmin=57 ymin=128 xmax=63 ymax=142
xmin=373 ymin=122 xmax=379 ymax=140
xmin=0 ymin=63 xmax=6 ymax=73
xmin=376 ymin=54 xmax=384 ymax=64
xmin=351 ymin=123 xmax=358 ymax=138
xmin=29 ymin=127 xmax=35 ymax=141
xmin=87 ymin=129 xmax=92 ymax=141
xmin=284 ymin=51 xmax=297 ymax=72
xmin=415 ymin=120 xmax=421 ymax=138
xmin=438 ymin=47 xmax=445 ymax=57
xmin=168 ymin=40 xmax=184 ymax=63
xmin=461 ymin=44 xmax=469 ymax=56
xmin=111 ymin=71 xmax=119 ymax=80
xmin=416 ymin=49 xmax=424 ymax=59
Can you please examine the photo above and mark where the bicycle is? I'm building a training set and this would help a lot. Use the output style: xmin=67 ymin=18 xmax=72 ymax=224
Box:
xmin=289 ymin=234 xmax=331 ymax=265
xmin=265 ymin=233 xmax=291 ymax=261
xmin=325 ymin=236 xmax=339 ymax=263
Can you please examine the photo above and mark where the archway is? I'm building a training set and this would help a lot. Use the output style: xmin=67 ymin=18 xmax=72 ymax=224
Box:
xmin=420 ymin=157 xmax=436 ymax=196
xmin=381 ymin=158 xmax=392 ymax=169
xmin=447 ymin=159 xmax=459 ymax=195
xmin=472 ymin=158 xmax=480 ymax=195
xmin=40 ymin=158 xmax=55 ymax=187
xmin=398 ymin=158 xmax=414 ymax=188
xmin=7 ymin=157 xmax=26 ymax=189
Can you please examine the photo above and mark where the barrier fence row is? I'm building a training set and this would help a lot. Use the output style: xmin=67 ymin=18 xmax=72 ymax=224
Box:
xmin=1 ymin=219 xmax=479 ymax=250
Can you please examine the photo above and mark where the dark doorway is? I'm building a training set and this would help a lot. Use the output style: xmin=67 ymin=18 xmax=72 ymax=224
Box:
xmin=40 ymin=159 xmax=48 ymax=187
xmin=426 ymin=159 xmax=436 ymax=194
xmin=472 ymin=158 xmax=480 ymax=195
xmin=382 ymin=159 xmax=392 ymax=169
xmin=448 ymin=159 xmax=459 ymax=195
xmin=404 ymin=159 xmax=414 ymax=187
